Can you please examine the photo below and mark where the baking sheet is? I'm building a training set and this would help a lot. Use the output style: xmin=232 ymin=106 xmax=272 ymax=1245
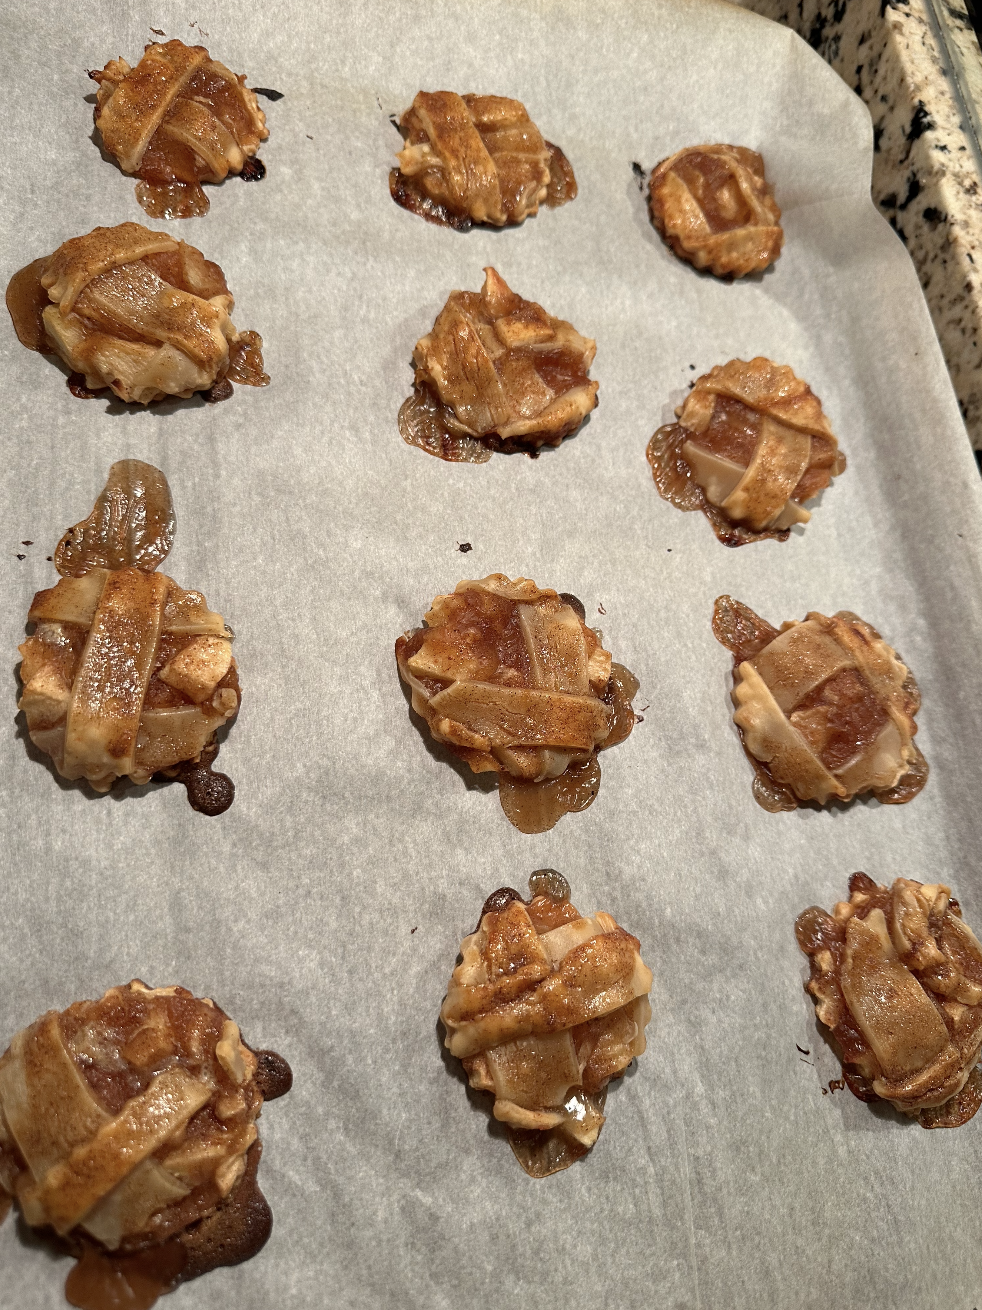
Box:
xmin=3 ymin=0 xmax=982 ymax=1306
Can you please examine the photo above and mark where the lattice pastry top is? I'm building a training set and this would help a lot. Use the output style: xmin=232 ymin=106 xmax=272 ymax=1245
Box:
xmin=398 ymin=267 xmax=598 ymax=462
xmin=713 ymin=596 xmax=927 ymax=811
xmin=796 ymin=874 xmax=982 ymax=1127
xmin=91 ymin=40 xmax=269 ymax=219
xmin=649 ymin=144 xmax=783 ymax=277
xmin=0 ymin=981 xmax=291 ymax=1308
xmin=5 ymin=222 xmax=268 ymax=404
xmin=647 ymin=358 xmax=846 ymax=546
xmin=18 ymin=462 xmax=240 ymax=813
xmin=390 ymin=91 xmax=576 ymax=229
xmin=396 ymin=575 xmax=638 ymax=832
xmin=441 ymin=871 xmax=652 ymax=1176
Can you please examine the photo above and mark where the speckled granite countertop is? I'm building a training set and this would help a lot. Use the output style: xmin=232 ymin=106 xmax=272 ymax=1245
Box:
xmin=736 ymin=0 xmax=982 ymax=447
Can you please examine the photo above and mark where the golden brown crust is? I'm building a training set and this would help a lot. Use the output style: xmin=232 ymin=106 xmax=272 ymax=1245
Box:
xmin=18 ymin=463 xmax=239 ymax=796
xmin=713 ymin=597 xmax=925 ymax=808
xmin=440 ymin=877 xmax=652 ymax=1175
xmin=400 ymin=267 xmax=598 ymax=459
xmin=91 ymin=41 xmax=268 ymax=218
xmin=395 ymin=575 xmax=637 ymax=832
xmin=390 ymin=91 xmax=575 ymax=228
xmin=649 ymin=144 xmax=782 ymax=277
xmin=796 ymin=875 xmax=982 ymax=1125
xmin=648 ymin=357 xmax=845 ymax=542
xmin=0 ymin=983 xmax=266 ymax=1248
xmin=8 ymin=224 xmax=267 ymax=404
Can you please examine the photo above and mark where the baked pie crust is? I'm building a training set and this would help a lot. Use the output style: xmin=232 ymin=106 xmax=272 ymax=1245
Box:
xmin=91 ymin=40 xmax=269 ymax=219
xmin=5 ymin=222 xmax=269 ymax=404
xmin=797 ymin=874 xmax=982 ymax=1127
xmin=399 ymin=267 xmax=598 ymax=462
xmin=649 ymin=144 xmax=782 ymax=277
xmin=0 ymin=981 xmax=291 ymax=1309
xmin=18 ymin=461 xmax=241 ymax=813
xmin=396 ymin=574 xmax=638 ymax=832
xmin=647 ymin=358 xmax=845 ymax=546
xmin=713 ymin=595 xmax=927 ymax=811
xmin=390 ymin=91 xmax=576 ymax=229
xmin=441 ymin=871 xmax=652 ymax=1176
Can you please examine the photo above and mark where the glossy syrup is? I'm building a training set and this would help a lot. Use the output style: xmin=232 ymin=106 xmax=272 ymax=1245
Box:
xmin=398 ymin=385 xmax=492 ymax=463
xmin=646 ymin=424 xmax=790 ymax=547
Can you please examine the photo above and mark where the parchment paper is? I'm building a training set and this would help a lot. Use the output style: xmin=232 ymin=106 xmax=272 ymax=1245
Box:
xmin=3 ymin=1 xmax=982 ymax=1306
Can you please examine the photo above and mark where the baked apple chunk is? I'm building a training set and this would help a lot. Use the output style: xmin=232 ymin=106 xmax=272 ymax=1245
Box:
xmin=713 ymin=596 xmax=927 ymax=812
xmin=399 ymin=267 xmax=598 ymax=461
xmin=18 ymin=461 xmax=241 ymax=813
xmin=0 ymin=981 xmax=291 ymax=1309
xmin=649 ymin=144 xmax=782 ymax=277
xmin=797 ymin=874 xmax=982 ymax=1127
xmin=441 ymin=871 xmax=652 ymax=1176
xmin=6 ymin=222 xmax=268 ymax=404
xmin=91 ymin=39 xmax=269 ymax=219
xmin=647 ymin=358 xmax=845 ymax=546
xmin=390 ymin=91 xmax=576 ymax=229
xmin=396 ymin=575 xmax=638 ymax=832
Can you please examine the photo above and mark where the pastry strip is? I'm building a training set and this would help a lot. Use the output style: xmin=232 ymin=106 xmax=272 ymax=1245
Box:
xmin=95 ymin=41 xmax=210 ymax=172
xmin=63 ymin=568 xmax=170 ymax=779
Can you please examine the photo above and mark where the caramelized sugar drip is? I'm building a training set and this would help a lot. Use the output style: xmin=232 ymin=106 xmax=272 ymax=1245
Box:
xmin=253 ymin=1050 xmax=293 ymax=1101
xmin=544 ymin=142 xmax=577 ymax=207
xmin=919 ymin=1066 xmax=982 ymax=1128
xmin=477 ymin=886 xmax=527 ymax=926
xmin=168 ymin=741 xmax=235 ymax=816
xmin=398 ymin=385 xmax=493 ymax=463
xmin=226 ymin=330 xmax=270 ymax=387
xmin=646 ymin=425 xmax=790 ymax=547
xmin=202 ymin=378 xmax=235 ymax=404
xmin=55 ymin=460 xmax=175 ymax=577
xmin=389 ymin=169 xmax=472 ymax=230
xmin=5 ymin=258 xmax=54 ymax=351
xmin=508 ymin=1089 xmax=607 ymax=1178
xmin=178 ymin=1143 xmax=273 ymax=1281
xmin=66 ymin=1244 xmax=185 ymax=1310
xmin=67 ymin=373 xmax=107 ymax=399
xmin=63 ymin=1143 xmax=275 ymax=1310
xmin=135 ymin=180 xmax=210 ymax=219
xmin=712 ymin=594 xmax=779 ymax=663
xmin=528 ymin=868 xmax=571 ymax=901
xmin=603 ymin=662 xmax=640 ymax=747
xmin=750 ymin=755 xmax=798 ymax=812
xmin=873 ymin=743 xmax=929 ymax=805
xmin=498 ymin=757 xmax=601 ymax=834
xmin=0 ymin=1191 xmax=11 ymax=1225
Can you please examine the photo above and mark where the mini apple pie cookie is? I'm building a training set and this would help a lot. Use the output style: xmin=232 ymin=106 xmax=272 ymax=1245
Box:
xmin=649 ymin=144 xmax=782 ymax=277
xmin=0 ymin=981 xmax=292 ymax=1310
xmin=441 ymin=871 xmax=652 ymax=1177
xmin=399 ymin=267 xmax=598 ymax=462
xmin=18 ymin=461 xmax=241 ymax=814
xmin=647 ymin=358 xmax=845 ymax=546
xmin=713 ymin=596 xmax=927 ymax=812
xmin=390 ymin=91 xmax=576 ymax=230
xmin=396 ymin=575 xmax=638 ymax=833
xmin=5 ymin=222 xmax=268 ymax=404
xmin=797 ymin=874 xmax=982 ymax=1127
xmin=90 ymin=40 xmax=269 ymax=219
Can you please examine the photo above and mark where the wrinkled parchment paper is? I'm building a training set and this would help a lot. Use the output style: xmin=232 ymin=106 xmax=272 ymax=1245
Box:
xmin=3 ymin=1 xmax=982 ymax=1306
